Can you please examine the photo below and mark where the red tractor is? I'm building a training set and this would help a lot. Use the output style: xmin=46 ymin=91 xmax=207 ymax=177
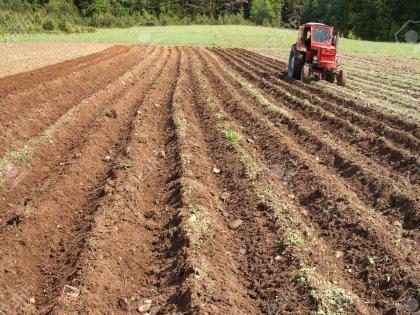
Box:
xmin=287 ymin=22 xmax=347 ymax=86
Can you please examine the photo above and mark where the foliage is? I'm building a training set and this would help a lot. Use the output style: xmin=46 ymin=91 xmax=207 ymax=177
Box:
xmin=85 ymin=0 xmax=112 ymax=17
xmin=0 ymin=0 xmax=90 ymax=34
xmin=300 ymin=0 xmax=420 ymax=41
xmin=251 ymin=0 xmax=275 ymax=25
xmin=42 ymin=19 xmax=55 ymax=31
xmin=223 ymin=128 xmax=242 ymax=148
xmin=0 ymin=0 xmax=417 ymax=41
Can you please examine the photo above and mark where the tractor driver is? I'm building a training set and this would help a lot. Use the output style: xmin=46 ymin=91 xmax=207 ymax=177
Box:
xmin=306 ymin=30 xmax=312 ymax=47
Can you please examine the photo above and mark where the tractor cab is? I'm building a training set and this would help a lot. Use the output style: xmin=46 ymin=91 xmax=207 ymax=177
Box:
xmin=297 ymin=23 xmax=337 ymax=69
xmin=297 ymin=23 xmax=333 ymax=50
xmin=287 ymin=22 xmax=346 ymax=86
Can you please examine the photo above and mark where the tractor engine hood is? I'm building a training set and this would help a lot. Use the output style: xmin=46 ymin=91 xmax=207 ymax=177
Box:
xmin=311 ymin=46 xmax=337 ymax=69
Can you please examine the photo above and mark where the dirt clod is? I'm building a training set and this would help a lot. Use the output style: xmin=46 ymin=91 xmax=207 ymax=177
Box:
xmin=62 ymin=285 xmax=80 ymax=299
xmin=188 ymin=214 xmax=197 ymax=222
xmin=220 ymin=208 xmax=230 ymax=218
xmin=156 ymin=150 xmax=166 ymax=158
xmin=220 ymin=192 xmax=230 ymax=201
xmin=105 ymin=109 xmax=118 ymax=118
xmin=229 ymin=219 xmax=243 ymax=230
xmin=138 ymin=299 xmax=152 ymax=313
xmin=257 ymin=202 xmax=269 ymax=211
xmin=335 ymin=251 xmax=344 ymax=259
xmin=118 ymin=297 xmax=130 ymax=311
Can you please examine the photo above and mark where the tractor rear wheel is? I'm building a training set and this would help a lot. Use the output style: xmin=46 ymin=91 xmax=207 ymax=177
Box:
xmin=337 ymin=70 xmax=347 ymax=87
xmin=288 ymin=44 xmax=303 ymax=79
xmin=301 ymin=64 xmax=311 ymax=83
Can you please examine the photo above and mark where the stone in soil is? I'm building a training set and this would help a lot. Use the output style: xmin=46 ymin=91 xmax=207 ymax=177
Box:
xmin=105 ymin=109 xmax=117 ymax=118
xmin=220 ymin=192 xmax=230 ymax=201
xmin=138 ymin=299 xmax=152 ymax=313
xmin=118 ymin=297 xmax=129 ymax=311
xmin=62 ymin=285 xmax=80 ymax=299
xmin=229 ymin=219 xmax=243 ymax=230
xmin=156 ymin=150 xmax=166 ymax=158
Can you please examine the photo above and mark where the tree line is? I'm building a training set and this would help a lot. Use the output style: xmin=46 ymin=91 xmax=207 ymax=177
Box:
xmin=1 ymin=0 xmax=418 ymax=41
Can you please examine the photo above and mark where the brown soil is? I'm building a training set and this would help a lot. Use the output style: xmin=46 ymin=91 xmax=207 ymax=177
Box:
xmin=252 ymin=48 xmax=420 ymax=125
xmin=0 ymin=42 xmax=114 ymax=78
xmin=0 ymin=45 xmax=418 ymax=315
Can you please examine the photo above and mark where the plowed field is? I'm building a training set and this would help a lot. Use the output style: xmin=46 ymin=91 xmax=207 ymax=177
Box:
xmin=0 ymin=45 xmax=419 ymax=314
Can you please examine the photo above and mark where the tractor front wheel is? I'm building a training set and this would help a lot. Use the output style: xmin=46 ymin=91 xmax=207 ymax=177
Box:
xmin=326 ymin=72 xmax=336 ymax=83
xmin=288 ymin=45 xmax=303 ymax=79
xmin=301 ymin=64 xmax=311 ymax=84
xmin=337 ymin=70 xmax=347 ymax=87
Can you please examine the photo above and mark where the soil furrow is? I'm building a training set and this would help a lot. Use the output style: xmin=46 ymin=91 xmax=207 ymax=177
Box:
xmin=0 ymin=46 xmax=164 ymax=226
xmin=0 ymin=46 xmax=146 ymax=155
xmin=255 ymin=48 xmax=420 ymax=102
xmin=213 ymin=48 xmax=420 ymax=155
xmin=0 ymin=45 xmax=129 ymax=99
xmin=213 ymin=49 xmax=419 ymax=180
xmin=0 ymin=46 xmax=170 ymax=312
xmin=44 ymin=47 xmax=180 ymax=314
xmin=204 ymin=47 xmax=420 ymax=240
xmin=188 ymin=50 xmax=315 ymax=314
xmin=230 ymin=50 xmax=419 ymax=182
xmin=236 ymin=48 xmax=420 ymax=136
xmin=317 ymin=80 xmax=420 ymax=124
xmin=348 ymin=75 xmax=420 ymax=101
xmin=347 ymin=67 xmax=420 ymax=92
xmin=205 ymin=49 xmax=420 ymax=230
xmin=341 ymin=57 xmax=420 ymax=82
xmin=343 ymin=79 xmax=418 ymax=110
xmin=252 ymin=48 xmax=420 ymax=110
xmin=197 ymin=48 xmax=420 ymax=314
xmin=147 ymin=48 xmax=262 ymax=314
xmin=191 ymin=47 xmax=376 ymax=314
xmin=258 ymin=48 xmax=420 ymax=83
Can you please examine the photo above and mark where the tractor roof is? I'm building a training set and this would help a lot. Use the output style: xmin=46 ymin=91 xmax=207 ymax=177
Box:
xmin=302 ymin=22 xmax=328 ymax=27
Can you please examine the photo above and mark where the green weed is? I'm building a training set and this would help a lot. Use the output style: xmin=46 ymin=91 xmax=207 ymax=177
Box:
xmin=113 ymin=160 xmax=134 ymax=170
xmin=183 ymin=205 xmax=210 ymax=249
xmin=299 ymin=267 xmax=357 ymax=315
xmin=223 ymin=128 xmax=241 ymax=148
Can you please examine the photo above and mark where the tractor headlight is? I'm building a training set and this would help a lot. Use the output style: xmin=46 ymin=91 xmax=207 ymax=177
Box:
xmin=336 ymin=57 xmax=341 ymax=64
xmin=313 ymin=56 xmax=318 ymax=63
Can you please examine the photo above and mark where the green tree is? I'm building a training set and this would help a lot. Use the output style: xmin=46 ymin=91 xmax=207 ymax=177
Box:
xmin=85 ymin=0 xmax=112 ymax=16
xmin=250 ymin=0 xmax=275 ymax=25
xmin=271 ymin=0 xmax=283 ymax=25
xmin=0 ymin=0 xmax=416 ymax=41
